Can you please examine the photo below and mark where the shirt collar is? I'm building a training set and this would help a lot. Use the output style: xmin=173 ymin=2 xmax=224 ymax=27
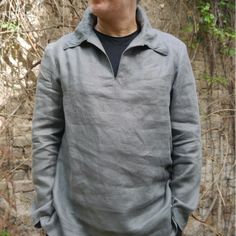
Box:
xmin=63 ymin=5 xmax=168 ymax=56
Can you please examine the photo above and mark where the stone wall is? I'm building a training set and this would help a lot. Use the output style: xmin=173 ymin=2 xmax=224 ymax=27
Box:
xmin=0 ymin=0 xmax=235 ymax=235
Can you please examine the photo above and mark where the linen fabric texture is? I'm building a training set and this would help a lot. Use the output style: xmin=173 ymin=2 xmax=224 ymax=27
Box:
xmin=31 ymin=5 xmax=202 ymax=236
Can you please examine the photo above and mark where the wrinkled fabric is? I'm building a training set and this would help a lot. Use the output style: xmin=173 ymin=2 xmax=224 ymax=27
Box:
xmin=31 ymin=5 xmax=202 ymax=236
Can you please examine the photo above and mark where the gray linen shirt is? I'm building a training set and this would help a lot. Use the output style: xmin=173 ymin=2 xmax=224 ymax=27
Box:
xmin=31 ymin=5 xmax=202 ymax=236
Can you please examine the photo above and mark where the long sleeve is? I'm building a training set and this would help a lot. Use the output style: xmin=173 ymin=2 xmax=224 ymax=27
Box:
xmin=169 ymin=44 xmax=202 ymax=231
xmin=31 ymin=44 xmax=65 ymax=227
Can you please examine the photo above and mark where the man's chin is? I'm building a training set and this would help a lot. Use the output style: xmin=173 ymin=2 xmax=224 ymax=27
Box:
xmin=90 ymin=6 xmax=110 ymax=18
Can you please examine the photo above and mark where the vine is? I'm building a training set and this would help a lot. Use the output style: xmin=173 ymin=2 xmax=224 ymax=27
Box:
xmin=197 ymin=0 xmax=235 ymax=56
xmin=182 ymin=0 xmax=235 ymax=88
xmin=0 ymin=230 xmax=10 ymax=236
xmin=180 ymin=2 xmax=235 ymax=234
xmin=183 ymin=0 xmax=235 ymax=57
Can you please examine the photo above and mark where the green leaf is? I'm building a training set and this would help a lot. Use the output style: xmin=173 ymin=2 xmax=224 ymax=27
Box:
xmin=0 ymin=230 xmax=10 ymax=236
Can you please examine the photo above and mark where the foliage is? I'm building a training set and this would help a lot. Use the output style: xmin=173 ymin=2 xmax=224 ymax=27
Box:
xmin=0 ymin=230 xmax=10 ymax=236
xmin=181 ymin=0 xmax=235 ymax=89
xmin=201 ymin=74 xmax=229 ymax=87
xmin=197 ymin=0 xmax=235 ymax=55
xmin=0 ymin=21 xmax=19 ymax=32
xmin=184 ymin=0 xmax=235 ymax=56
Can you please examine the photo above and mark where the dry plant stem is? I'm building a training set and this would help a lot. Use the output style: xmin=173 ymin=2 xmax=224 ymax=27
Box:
xmin=19 ymin=17 xmax=41 ymax=58
xmin=0 ymin=102 xmax=23 ymax=134
xmin=200 ymin=132 xmax=229 ymax=200
xmin=192 ymin=212 xmax=223 ymax=235
xmin=190 ymin=42 xmax=200 ymax=62
xmin=205 ymin=195 xmax=218 ymax=222
xmin=201 ymin=127 xmax=221 ymax=136
xmin=226 ymin=212 xmax=235 ymax=236
xmin=0 ymin=158 xmax=30 ymax=180
xmin=21 ymin=24 xmax=72 ymax=33
xmin=68 ymin=0 xmax=80 ymax=17
xmin=205 ymin=109 xmax=236 ymax=118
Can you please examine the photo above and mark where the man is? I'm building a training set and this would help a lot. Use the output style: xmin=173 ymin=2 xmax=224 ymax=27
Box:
xmin=31 ymin=0 xmax=202 ymax=235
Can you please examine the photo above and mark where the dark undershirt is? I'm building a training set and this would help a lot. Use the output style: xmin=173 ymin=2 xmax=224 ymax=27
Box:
xmin=94 ymin=28 xmax=140 ymax=77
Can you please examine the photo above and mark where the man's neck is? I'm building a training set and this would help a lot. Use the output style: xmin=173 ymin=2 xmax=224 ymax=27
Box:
xmin=95 ymin=15 xmax=138 ymax=37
